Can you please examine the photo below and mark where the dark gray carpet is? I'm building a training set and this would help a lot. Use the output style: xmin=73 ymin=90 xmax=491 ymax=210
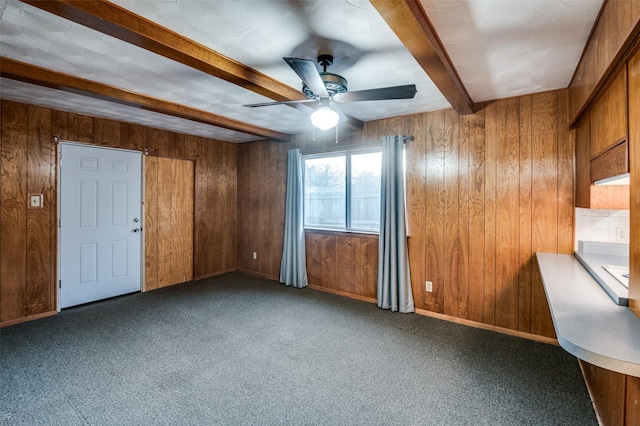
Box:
xmin=1 ymin=271 xmax=597 ymax=425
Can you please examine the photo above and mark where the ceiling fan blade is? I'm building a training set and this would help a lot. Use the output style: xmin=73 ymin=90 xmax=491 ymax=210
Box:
xmin=243 ymin=99 xmax=317 ymax=108
xmin=283 ymin=57 xmax=329 ymax=98
xmin=330 ymin=101 xmax=349 ymax=123
xmin=334 ymin=84 xmax=417 ymax=103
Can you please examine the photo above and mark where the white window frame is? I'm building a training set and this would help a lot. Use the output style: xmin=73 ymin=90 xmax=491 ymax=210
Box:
xmin=303 ymin=147 xmax=382 ymax=234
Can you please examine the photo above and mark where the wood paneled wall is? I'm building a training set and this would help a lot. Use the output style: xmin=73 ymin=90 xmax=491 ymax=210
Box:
xmin=0 ymin=100 xmax=237 ymax=325
xmin=580 ymin=360 xmax=640 ymax=426
xmin=236 ymin=89 xmax=573 ymax=339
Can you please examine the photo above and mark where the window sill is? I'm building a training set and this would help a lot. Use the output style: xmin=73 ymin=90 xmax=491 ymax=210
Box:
xmin=304 ymin=228 xmax=379 ymax=239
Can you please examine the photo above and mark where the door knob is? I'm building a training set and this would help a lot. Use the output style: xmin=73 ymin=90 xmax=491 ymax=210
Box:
xmin=132 ymin=227 xmax=141 ymax=233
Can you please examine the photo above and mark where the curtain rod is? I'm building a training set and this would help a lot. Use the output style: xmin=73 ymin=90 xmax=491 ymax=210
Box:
xmin=302 ymin=134 xmax=413 ymax=155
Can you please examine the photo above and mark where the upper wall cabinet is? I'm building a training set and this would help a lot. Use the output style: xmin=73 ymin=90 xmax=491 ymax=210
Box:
xmin=568 ymin=1 xmax=640 ymax=123
xmin=590 ymin=69 xmax=628 ymax=159
xmin=575 ymin=68 xmax=630 ymax=210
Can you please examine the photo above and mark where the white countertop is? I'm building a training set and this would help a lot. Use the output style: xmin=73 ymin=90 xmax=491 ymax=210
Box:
xmin=536 ymin=252 xmax=640 ymax=377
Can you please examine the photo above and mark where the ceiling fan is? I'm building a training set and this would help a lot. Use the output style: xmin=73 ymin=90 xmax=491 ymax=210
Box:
xmin=243 ymin=55 xmax=417 ymax=130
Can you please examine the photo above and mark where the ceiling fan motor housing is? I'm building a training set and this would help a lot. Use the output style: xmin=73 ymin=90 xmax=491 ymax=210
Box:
xmin=303 ymin=73 xmax=348 ymax=99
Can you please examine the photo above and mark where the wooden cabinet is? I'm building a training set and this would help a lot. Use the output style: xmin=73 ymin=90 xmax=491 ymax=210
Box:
xmin=575 ymin=69 xmax=629 ymax=210
xmin=590 ymin=69 xmax=628 ymax=159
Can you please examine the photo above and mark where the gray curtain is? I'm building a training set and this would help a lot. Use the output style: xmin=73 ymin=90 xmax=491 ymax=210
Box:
xmin=280 ymin=149 xmax=308 ymax=288
xmin=377 ymin=135 xmax=414 ymax=313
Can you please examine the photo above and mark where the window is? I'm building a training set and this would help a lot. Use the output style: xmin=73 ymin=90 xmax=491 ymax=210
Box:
xmin=304 ymin=149 xmax=382 ymax=232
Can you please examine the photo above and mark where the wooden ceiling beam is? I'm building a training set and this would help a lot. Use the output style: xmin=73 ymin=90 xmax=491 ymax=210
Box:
xmin=21 ymin=0 xmax=364 ymax=131
xmin=0 ymin=57 xmax=290 ymax=141
xmin=371 ymin=0 xmax=474 ymax=115
xmin=21 ymin=0 xmax=305 ymax=104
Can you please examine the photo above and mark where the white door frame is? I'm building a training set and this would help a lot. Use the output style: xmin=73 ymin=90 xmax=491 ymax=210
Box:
xmin=57 ymin=142 xmax=145 ymax=311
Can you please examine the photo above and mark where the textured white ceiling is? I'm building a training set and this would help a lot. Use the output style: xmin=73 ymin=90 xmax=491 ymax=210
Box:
xmin=0 ymin=0 xmax=603 ymax=143
xmin=420 ymin=0 xmax=603 ymax=101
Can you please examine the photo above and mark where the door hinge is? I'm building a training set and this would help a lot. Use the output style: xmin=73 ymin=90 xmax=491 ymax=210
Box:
xmin=59 ymin=218 xmax=61 ymax=228
xmin=58 ymin=280 xmax=61 ymax=289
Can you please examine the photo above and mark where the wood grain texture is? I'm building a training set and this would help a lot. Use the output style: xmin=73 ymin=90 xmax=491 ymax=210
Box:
xmin=530 ymin=91 xmax=557 ymax=338
xmin=590 ymin=68 xmax=627 ymax=158
xmin=236 ymin=91 xmax=570 ymax=339
xmin=22 ymin=0 xmax=304 ymax=105
xmin=443 ymin=109 xmax=461 ymax=317
xmin=575 ymin=114 xmax=591 ymax=208
xmin=568 ymin=0 xmax=640 ymax=123
xmin=407 ymin=113 xmax=426 ymax=306
xmin=483 ymin=101 xmax=497 ymax=325
xmin=26 ymin=106 xmax=53 ymax=316
xmin=629 ymin=47 xmax=640 ymax=319
xmin=1 ymin=102 xmax=28 ymax=322
xmin=556 ymin=90 xmax=574 ymax=256
xmin=144 ymin=156 xmax=159 ymax=291
xmin=627 ymin=374 xmax=640 ymax=426
xmin=1 ymin=57 xmax=288 ymax=141
xmin=1 ymin=100 xmax=237 ymax=323
xmin=579 ymin=360 xmax=626 ymax=426
xmin=424 ymin=110 xmax=445 ymax=313
xmin=495 ymin=98 xmax=520 ymax=330
xmin=154 ymin=157 xmax=194 ymax=288
xmin=518 ymin=95 xmax=533 ymax=333
xmin=590 ymin=141 xmax=629 ymax=182
xmin=467 ymin=109 xmax=486 ymax=324
xmin=369 ymin=0 xmax=473 ymax=115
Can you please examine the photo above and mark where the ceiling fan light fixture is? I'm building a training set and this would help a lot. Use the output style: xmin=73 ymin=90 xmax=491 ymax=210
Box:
xmin=310 ymin=98 xmax=339 ymax=130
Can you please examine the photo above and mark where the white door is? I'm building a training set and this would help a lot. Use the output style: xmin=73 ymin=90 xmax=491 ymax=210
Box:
xmin=59 ymin=143 xmax=142 ymax=308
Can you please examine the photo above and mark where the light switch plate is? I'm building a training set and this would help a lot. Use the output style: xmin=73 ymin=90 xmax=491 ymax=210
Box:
xmin=29 ymin=194 xmax=43 ymax=208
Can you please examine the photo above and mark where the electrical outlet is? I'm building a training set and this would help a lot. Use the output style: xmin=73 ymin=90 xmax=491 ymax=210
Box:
xmin=616 ymin=228 xmax=629 ymax=241
xmin=252 ymin=252 xmax=257 ymax=260
xmin=425 ymin=281 xmax=433 ymax=292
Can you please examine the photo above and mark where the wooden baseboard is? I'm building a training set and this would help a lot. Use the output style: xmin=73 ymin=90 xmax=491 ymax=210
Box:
xmin=193 ymin=268 xmax=236 ymax=281
xmin=234 ymin=268 xmax=279 ymax=281
xmin=307 ymin=284 xmax=377 ymax=304
xmin=414 ymin=308 xmax=559 ymax=346
xmin=1 ymin=310 xmax=57 ymax=328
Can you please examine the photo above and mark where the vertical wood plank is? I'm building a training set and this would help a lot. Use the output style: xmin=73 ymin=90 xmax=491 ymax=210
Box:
xmin=127 ymin=123 xmax=146 ymax=152
xmin=50 ymin=111 xmax=67 ymax=312
xmin=321 ymin=234 xmax=338 ymax=291
xmin=531 ymin=91 xmax=558 ymax=338
xmin=518 ymin=95 xmax=533 ymax=333
xmin=628 ymin=48 xmax=640 ymax=319
xmin=483 ymin=101 xmax=498 ymax=325
xmin=575 ymin=114 xmax=591 ymax=208
xmin=457 ymin=113 xmax=470 ymax=319
xmin=101 ymin=119 xmax=121 ymax=149
xmin=580 ymin=360 xmax=626 ymax=426
xmin=627 ymin=374 xmax=640 ymax=426
xmin=157 ymin=157 xmax=173 ymax=287
xmin=172 ymin=159 xmax=194 ymax=283
xmin=424 ymin=110 xmax=445 ymax=312
xmin=1 ymin=102 xmax=28 ymax=322
xmin=407 ymin=113 xmax=426 ymax=310
xmin=77 ymin=115 xmax=93 ymax=144
xmin=338 ymin=236 xmax=355 ymax=294
xmin=557 ymin=90 xmax=574 ymax=255
xmin=26 ymin=106 xmax=53 ymax=315
xmin=443 ymin=109 xmax=460 ymax=317
xmin=467 ymin=109 xmax=486 ymax=323
xmin=144 ymin=156 xmax=158 ymax=291
xmin=495 ymin=98 xmax=520 ymax=330
xmin=305 ymin=232 xmax=322 ymax=286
